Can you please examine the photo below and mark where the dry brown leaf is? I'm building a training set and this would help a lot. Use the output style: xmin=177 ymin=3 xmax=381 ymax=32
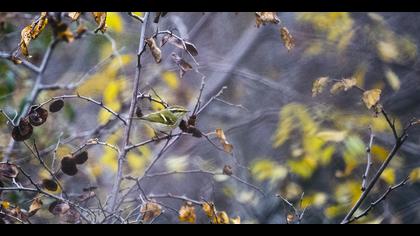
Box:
xmin=19 ymin=12 xmax=49 ymax=57
xmin=92 ymin=12 xmax=107 ymax=33
xmin=215 ymin=128 xmax=234 ymax=154
xmin=140 ymin=201 xmax=162 ymax=223
xmin=31 ymin=12 xmax=48 ymax=39
xmin=223 ymin=165 xmax=233 ymax=176
xmin=146 ymin=37 xmax=162 ymax=63
xmin=179 ymin=201 xmax=196 ymax=223
xmin=162 ymin=35 xmax=198 ymax=56
xmin=342 ymin=77 xmax=357 ymax=91
xmin=202 ymin=202 xmax=216 ymax=218
xmin=280 ymin=27 xmax=295 ymax=51
xmin=256 ymin=12 xmax=280 ymax=27
xmin=28 ymin=198 xmax=43 ymax=217
xmin=171 ymin=52 xmax=193 ymax=78
xmin=48 ymin=201 xmax=70 ymax=215
xmin=19 ymin=25 xmax=32 ymax=57
xmin=312 ymin=77 xmax=329 ymax=97
xmin=68 ymin=12 xmax=81 ymax=21
xmin=0 ymin=163 xmax=19 ymax=178
xmin=362 ymin=89 xmax=382 ymax=109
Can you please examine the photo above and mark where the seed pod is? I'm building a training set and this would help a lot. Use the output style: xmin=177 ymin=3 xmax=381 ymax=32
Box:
xmin=188 ymin=127 xmax=202 ymax=138
xmin=42 ymin=179 xmax=58 ymax=192
xmin=223 ymin=165 xmax=233 ymax=176
xmin=74 ymin=151 xmax=88 ymax=165
xmin=61 ymin=156 xmax=78 ymax=176
xmin=28 ymin=106 xmax=48 ymax=126
xmin=179 ymin=119 xmax=188 ymax=132
xmin=11 ymin=117 xmax=33 ymax=142
xmin=49 ymin=99 xmax=65 ymax=113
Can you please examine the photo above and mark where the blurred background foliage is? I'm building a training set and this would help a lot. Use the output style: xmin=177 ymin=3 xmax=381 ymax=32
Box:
xmin=1 ymin=12 xmax=420 ymax=224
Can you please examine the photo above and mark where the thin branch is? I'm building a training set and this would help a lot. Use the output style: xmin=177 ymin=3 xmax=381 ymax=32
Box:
xmin=345 ymin=177 xmax=409 ymax=224
xmin=362 ymin=128 xmax=374 ymax=192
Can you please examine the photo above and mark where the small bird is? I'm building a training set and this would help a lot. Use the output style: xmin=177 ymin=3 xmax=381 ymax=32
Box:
xmin=138 ymin=105 xmax=189 ymax=134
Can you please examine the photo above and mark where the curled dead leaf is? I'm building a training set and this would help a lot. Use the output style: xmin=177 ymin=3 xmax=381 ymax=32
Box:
xmin=146 ymin=37 xmax=162 ymax=64
xmin=19 ymin=12 xmax=49 ymax=57
xmin=363 ymin=89 xmax=382 ymax=109
xmin=280 ymin=27 xmax=295 ymax=52
xmin=223 ymin=165 xmax=233 ymax=176
xmin=140 ymin=201 xmax=162 ymax=223
xmin=28 ymin=198 xmax=43 ymax=217
xmin=92 ymin=12 xmax=107 ymax=33
xmin=256 ymin=12 xmax=280 ymax=27
xmin=330 ymin=77 xmax=357 ymax=94
xmin=312 ymin=77 xmax=329 ymax=97
xmin=214 ymin=211 xmax=229 ymax=224
xmin=171 ymin=52 xmax=193 ymax=78
xmin=215 ymin=128 xmax=234 ymax=154
xmin=202 ymin=202 xmax=216 ymax=218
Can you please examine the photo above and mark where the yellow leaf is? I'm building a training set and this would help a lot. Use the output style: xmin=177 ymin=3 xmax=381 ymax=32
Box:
xmin=165 ymin=155 xmax=188 ymax=172
xmin=214 ymin=211 xmax=229 ymax=224
xmin=28 ymin=198 xmax=43 ymax=216
xmin=19 ymin=25 xmax=32 ymax=57
xmin=162 ymin=71 xmax=179 ymax=90
xmin=381 ymin=168 xmax=396 ymax=185
xmin=316 ymin=130 xmax=347 ymax=142
xmin=330 ymin=78 xmax=356 ymax=94
xmin=1 ymin=201 xmax=10 ymax=209
xmin=362 ymin=89 xmax=381 ymax=109
xmin=179 ymin=202 xmax=196 ymax=223
xmin=312 ymin=76 xmax=329 ymax=97
xmin=230 ymin=216 xmax=241 ymax=224
xmin=409 ymin=168 xmax=420 ymax=182
xmin=202 ymin=202 xmax=216 ymax=218
xmin=251 ymin=159 xmax=287 ymax=183
xmin=106 ymin=12 xmax=124 ymax=33
xmin=384 ymin=68 xmax=400 ymax=91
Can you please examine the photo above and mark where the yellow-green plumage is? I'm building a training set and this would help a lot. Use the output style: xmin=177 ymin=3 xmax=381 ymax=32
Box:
xmin=139 ymin=105 xmax=188 ymax=133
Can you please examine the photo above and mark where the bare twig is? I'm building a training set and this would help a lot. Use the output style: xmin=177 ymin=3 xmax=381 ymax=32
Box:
xmin=362 ymin=128 xmax=374 ymax=191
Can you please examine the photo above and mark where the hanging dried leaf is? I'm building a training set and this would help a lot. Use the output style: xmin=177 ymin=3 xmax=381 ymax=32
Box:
xmin=362 ymin=89 xmax=382 ymax=109
xmin=185 ymin=42 xmax=199 ymax=56
xmin=92 ymin=12 xmax=107 ymax=33
xmin=179 ymin=201 xmax=196 ymax=223
xmin=215 ymin=128 xmax=234 ymax=154
xmin=171 ymin=52 xmax=193 ymax=78
xmin=48 ymin=201 xmax=70 ymax=215
xmin=140 ymin=201 xmax=162 ymax=223
xmin=68 ymin=12 xmax=81 ymax=21
xmin=74 ymin=151 xmax=88 ymax=165
xmin=77 ymin=190 xmax=96 ymax=202
xmin=312 ymin=77 xmax=329 ymax=97
xmin=146 ymin=37 xmax=162 ymax=63
xmin=28 ymin=198 xmax=43 ymax=217
xmin=49 ymin=99 xmax=65 ymax=113
xmin=153 ymin=12 xmax=167 ymax=23
xmin=255 ymin=12 xmax=280 ymax=27
xmin=12 ymin=117 xmax=33 ymax=142
xmin=330 ymin=78 xmax=356 ymax=95
xmin=42 ymin=179 xmax=58 ymax=192
xmin=19 ymin=25 xmax=32 ymax=57
xmin=223 ymin=165 xmax=233 ymax=176
xmin=161 ymin=34 xmax=198 ymax=56
xmin=0 ymin=163 xmax=19 ymax=178
xmin=19 ymin=12 xmax=49 ymax=57
xmin=280 ymin=27 xmax=295 ymax=51
xmin=28 ymin=106 xmax=48 ymax=127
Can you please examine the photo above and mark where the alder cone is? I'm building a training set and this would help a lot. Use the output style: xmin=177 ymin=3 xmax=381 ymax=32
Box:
xmin=12 ymin=117 xmax=33 ymax=141
xmin=61 ymin=156 xmax=78 ymax=176
xmin=49 ymin=99 xmax=65 ymax=113
xmin=42 ymin=179 xmax=58 ymax=192
xmin=74 ymin=151 xmax=88 ymax=165
xmin=28 ymin=106 xmax=48 ymax=126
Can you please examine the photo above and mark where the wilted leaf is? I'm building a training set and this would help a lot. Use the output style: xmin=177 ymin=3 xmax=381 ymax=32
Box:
xmin=19 ymin=12 xmax=48 ymax=57
xmin=255 ymin=12 xmax=280 ymax=27
xmin=141 ymin=201 xmax=162 ymax=223
xmin=312 ymin=77 xmax=329 ymax=97
xmin=77 ymin=190 xmax=96 ymax=202
xmin=280 ymin=27 xmax=295 ymax=51
xmin=215 ymin=128 xmax=234 ymax=154
xmin=179 ymin=202 xmax=196 ymax=223
xmin=171 ymin=52 xmax=193 ymax=78
xmin=0 ymin=163 xmax=19 ymax=178
xmin=31 ymin=12 xmax=48 ymax=39
xmin=202 ymin=202 xmax=216 ymax=218
xmin=92 ymin=12 xmax=107 ymax=33
xmin=362 ymin=89 xmax=382 ymax=109
xmin=185 ymin=42 xmax=198 ymax=56
xmin=146 ymin=37 xmax=162 ymax=63
xmin=28 ymin=198 xmax=43 ymax=217
xmin=330 ymin=78 xmax=357 ymax=94
xmin=68 ymin=12 xmax=81 ymax=21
